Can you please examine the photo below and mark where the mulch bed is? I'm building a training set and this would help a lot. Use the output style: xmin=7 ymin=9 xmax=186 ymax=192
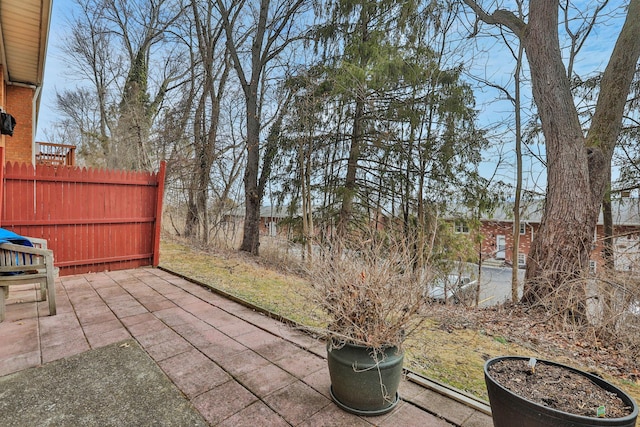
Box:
xmin=430 ymin=303 xmax=640 ymax=383
xmin=488 ymin=358 xmax=634 ymax=418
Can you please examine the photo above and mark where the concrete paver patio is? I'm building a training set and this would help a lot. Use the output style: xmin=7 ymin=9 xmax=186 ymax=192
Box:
xmin=0 ymin=267 xmax=493 ymax=426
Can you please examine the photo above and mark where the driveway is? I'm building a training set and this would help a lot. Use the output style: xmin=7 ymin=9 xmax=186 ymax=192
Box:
xmin=476 ymin=266 xmax=525 ymax=307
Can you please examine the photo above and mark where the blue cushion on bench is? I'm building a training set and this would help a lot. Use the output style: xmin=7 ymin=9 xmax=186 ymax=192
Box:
xmin=0 ymin=228 xmax=33 ymax=247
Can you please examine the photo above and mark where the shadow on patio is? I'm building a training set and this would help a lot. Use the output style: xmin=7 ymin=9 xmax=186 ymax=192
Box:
xmin=0 ymin=267 xmax=492 ymax=426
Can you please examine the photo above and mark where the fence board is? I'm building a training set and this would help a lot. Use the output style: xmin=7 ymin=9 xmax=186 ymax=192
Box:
xmin=1 ymin=161 xmax=165 ymax=276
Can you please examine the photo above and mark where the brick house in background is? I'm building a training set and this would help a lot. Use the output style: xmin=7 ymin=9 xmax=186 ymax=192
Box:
xmin=227 ymin=206 xmax=296 ymax=238
xmin=461 ymin=200 xmax=640 ymax=272
xmin=0 ymin=0 xmax=53 ymax=165
xmin=247 ymin=200 xmax=640 ymax=273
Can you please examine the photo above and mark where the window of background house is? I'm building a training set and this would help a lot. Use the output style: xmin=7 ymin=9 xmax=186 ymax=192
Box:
xmin=454 ymin=221 xmax=469 ymax=234
xmin=519 ymin=222 xmax=526 ymax=235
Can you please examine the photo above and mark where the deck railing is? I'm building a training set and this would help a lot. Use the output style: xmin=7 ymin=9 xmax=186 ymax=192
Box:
xmin=35 ymin=142 xmax=76 ymax=166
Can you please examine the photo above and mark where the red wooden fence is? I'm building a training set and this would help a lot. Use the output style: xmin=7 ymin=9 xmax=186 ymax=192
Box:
xmin=0 ymin=161 xmax=166 ymax=276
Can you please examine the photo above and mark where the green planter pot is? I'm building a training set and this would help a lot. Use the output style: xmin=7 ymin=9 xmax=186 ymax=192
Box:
xmin=326 ymin=341 xmax=404 ymax=416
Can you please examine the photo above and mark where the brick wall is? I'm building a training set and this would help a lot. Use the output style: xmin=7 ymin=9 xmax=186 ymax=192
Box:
xmin=4 ymin=85 xmax=34 ymax=164
xmin=476 ymin=220 xmax=640 ymax=270
xmin=0 ymin=66 xmax=5 ymax=151
xmin=477 ymin=221 xmax=537 ymax=264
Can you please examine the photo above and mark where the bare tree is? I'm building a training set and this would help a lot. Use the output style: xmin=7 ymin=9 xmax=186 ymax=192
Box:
xmin=53 ymin=89 xmax=107 ymax=167
xmin=58 ymin=0 xmax=120 ymax=163
xmin=177 ymin=0 xmax=232 ymax=243
xmin=102 ymin=0 xmax=185 ymax=170
xmin=56 ymin=0 xmax=186 ymax=170
xmin=463 ymin=0 xmax=640 ymax=313
xmin=216 ymin=0 xmax=308 ymax=255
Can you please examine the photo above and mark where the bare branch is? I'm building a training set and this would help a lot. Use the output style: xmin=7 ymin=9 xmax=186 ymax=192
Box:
xmin=461 ymin=0 xmax=526 ymax=38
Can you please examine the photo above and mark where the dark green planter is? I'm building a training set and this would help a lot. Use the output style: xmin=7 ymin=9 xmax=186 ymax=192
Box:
xmin=326 ymin=341 xmax=404 ymax=416
xmin=485 ymin=356 xmax=638 ymax=427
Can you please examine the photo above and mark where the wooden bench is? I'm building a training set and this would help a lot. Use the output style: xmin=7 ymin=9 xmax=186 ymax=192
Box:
xmin=0 ymin=239 xmax=56 ymax=321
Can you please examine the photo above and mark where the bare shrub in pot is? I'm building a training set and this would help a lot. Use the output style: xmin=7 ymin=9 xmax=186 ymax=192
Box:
xmin=308 ymin=232 xmax=431 ymax=348
xmin=305 ymin=232 xmax=432 ymax=415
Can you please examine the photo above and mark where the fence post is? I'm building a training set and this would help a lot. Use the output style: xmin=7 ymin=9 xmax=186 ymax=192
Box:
xmin=152 ymin=160 xmax=166 ymax=267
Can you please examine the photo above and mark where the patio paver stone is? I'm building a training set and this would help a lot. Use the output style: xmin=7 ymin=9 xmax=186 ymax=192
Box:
xmin=0 ymin=267 xmax=492 ymax=427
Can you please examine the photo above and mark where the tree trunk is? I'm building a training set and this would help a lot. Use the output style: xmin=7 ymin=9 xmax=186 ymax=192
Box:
xmin=602 ymin=187 xmax=614 ymax=269
xmin=195 ymin=150 xmax=213 ymax=244
xmin=184 ymin=189 xmax=199 ymax=238
xmin=300 ymin=132 xmax=314 ymax=262
xmin=521 ymin=0 xmax=597 ymax=305
xmin=240 ymin=92 xmax=262 ymax=255
xmin=337 ymin=98 xmax=364 ymax=238
xmin=521 ymin=0 xmax=640 ymax=307
xmin=336 ymin=3 xmax=373 ymax=239
xmin=512 ymin=41 xmax=524 ymax=303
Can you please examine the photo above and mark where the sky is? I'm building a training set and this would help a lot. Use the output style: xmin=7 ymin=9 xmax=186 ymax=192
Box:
xmin=35 ymin=0 xmax=629 ymax=190
xmin=36 ymin=0 xmax=76 ymax=141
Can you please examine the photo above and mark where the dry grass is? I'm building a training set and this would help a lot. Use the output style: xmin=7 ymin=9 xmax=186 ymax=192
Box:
xmin=159 ymin=238 xmax=315 ymax=326
xmin=158 ymin=237 xmax=640 ymax=403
